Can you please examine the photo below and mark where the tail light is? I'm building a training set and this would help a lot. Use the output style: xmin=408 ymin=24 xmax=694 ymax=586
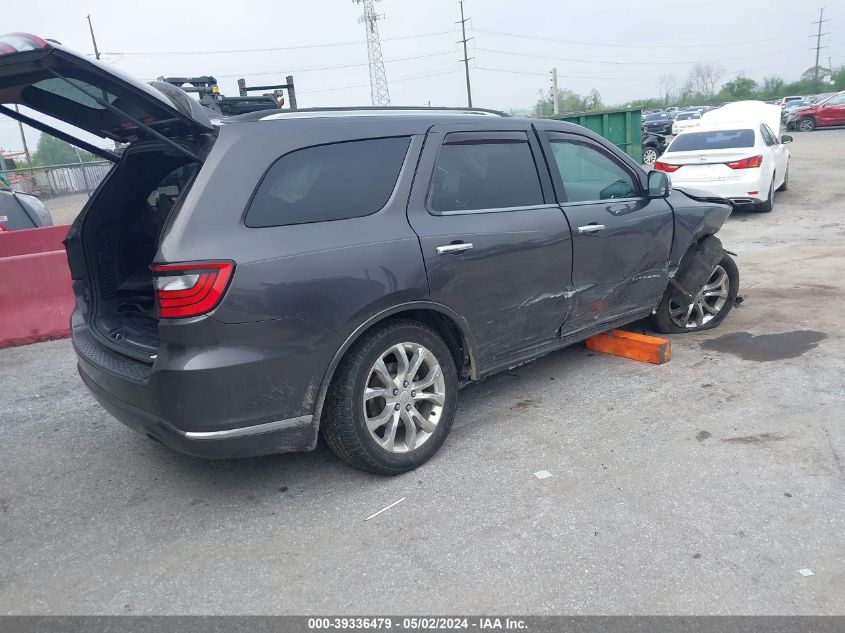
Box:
xmin=151 ymin=261 xmax=234 ymax=319
xmin=725 ymin=155 xmax=763 ymax=170
xmin=0 ymin=33 xmax=50 ymax=57
xmin=654 ymin=161 xmax=680 ymax=173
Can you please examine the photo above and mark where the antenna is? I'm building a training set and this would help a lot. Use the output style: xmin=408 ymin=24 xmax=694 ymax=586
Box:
xmin=354 ymin=0 xmax=391 ymax=106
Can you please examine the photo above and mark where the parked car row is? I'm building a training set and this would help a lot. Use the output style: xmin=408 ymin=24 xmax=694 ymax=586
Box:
xmin=783 ymin=91 xmax=845 ymax=132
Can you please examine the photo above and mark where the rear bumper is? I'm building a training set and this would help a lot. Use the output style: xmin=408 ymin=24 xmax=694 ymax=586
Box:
xmin=79 ymin=367 xmax=317 ymax=458
xmin=72 ymin=318 xmax=328 ymax=458
xmin=670 ymin=172 xmax=768 ymax=204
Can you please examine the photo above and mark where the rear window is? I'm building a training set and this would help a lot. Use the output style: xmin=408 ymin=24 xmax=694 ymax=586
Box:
xmin=669 ymin=129 xmax=755 ymax=152
xmin=245 ymin=137 xmax=410 ymax=228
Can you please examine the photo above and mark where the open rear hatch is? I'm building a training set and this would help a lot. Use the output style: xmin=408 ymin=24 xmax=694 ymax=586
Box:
xmin=0 ymin=33 xmax=217 ymax=362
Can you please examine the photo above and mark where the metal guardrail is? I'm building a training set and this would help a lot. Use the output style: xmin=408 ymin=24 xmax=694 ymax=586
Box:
xmin=0 ymin=161 xmax=112 ymax=225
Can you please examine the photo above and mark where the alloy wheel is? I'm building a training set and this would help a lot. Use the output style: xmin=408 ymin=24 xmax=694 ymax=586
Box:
xmin=363 ymin=342 xmax=446 ymax=453
xmin=799 ymin=118 xmax=815 ymax=132
xmin=642 ymin=148 xmax=658 ymax=165
xmin=669 ymin=265 xmax=730 ymax=329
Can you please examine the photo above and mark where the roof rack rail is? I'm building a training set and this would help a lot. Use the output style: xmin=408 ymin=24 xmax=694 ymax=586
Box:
xmin=268 ymin=105 xmax=508 ymax=116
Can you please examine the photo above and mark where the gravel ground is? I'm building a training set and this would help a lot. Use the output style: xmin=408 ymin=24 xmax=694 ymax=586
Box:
xmin=1 ymin=128 xmax=844 ymax=615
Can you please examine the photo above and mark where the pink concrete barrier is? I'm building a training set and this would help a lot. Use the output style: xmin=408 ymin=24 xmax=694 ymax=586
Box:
xmin=0 ymin=225 xmax=74 ymax=348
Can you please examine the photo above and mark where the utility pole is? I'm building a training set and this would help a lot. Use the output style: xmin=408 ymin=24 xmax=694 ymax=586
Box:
xmin=550 ymin=68 xmax=560 ymax=115
xmin=14 ymin=105 xmax=34 ymax=175
xmin=86 ymin=14 xmax=101 ymax=60
xmin=457 ymin=1 xmax=473 ymax=108
xmin=811 ymin=8 xmax=829 ymax=91
xmin=354 ymin=0 xmax=390 ymax=106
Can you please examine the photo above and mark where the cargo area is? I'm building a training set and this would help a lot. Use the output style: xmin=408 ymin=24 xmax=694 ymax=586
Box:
xmin=70 ymin=144 xmax=198 ymax=360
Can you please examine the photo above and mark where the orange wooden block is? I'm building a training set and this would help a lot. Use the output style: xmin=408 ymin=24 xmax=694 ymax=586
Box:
xmin=585 ymin=329 xmax=671 ymax=365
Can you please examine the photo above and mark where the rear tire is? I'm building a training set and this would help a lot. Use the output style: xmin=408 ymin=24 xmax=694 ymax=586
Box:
xmin=756 ymin=178 xmax=775 ymax=213
xmin=321 ymin=319 xmax=458 ymax=475
xmin=651 ymin=254 xmax=739 ymax=334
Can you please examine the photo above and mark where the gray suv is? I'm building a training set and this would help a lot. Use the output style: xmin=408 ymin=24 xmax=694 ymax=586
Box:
xmin=1 ymin=34 xmax=738 ymax=474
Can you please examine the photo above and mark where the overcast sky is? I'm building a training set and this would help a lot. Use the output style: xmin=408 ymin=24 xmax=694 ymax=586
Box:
xmin=2 ymin=0 xmax=843 ymax=154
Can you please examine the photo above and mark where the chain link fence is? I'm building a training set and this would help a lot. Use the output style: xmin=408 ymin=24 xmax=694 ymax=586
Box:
xmin=1 ymin=161 xmax=112 ymax=225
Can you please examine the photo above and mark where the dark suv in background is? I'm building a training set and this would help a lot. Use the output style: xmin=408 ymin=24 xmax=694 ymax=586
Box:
xmin=1 ymin=34 xmax=739 ymax=474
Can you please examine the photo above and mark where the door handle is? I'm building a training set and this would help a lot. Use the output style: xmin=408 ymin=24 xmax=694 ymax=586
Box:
xmin=436 ymin=242 xmax=473 ymax=255
xmin=577 ymin=224 xmax=606 ymax=234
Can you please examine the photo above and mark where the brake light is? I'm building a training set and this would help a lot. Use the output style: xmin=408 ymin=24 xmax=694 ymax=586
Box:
xmin=151 ymin=261 xmax=234 ymax=319
xmin=725 ymin=155 xmax=763 ymax=170
xmin=0 ymin=33 xmax=50 ymax=57
xmin=654 ymin=161 xmax=680 ymax=173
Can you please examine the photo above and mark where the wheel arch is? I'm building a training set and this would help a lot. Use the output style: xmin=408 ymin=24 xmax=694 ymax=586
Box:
xmin=310 ymin=301 xmax=478 ymax=431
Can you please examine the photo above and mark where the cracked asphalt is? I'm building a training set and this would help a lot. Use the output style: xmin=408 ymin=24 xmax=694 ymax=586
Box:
xmin=1 ymin=129 xmax=844 ymax=615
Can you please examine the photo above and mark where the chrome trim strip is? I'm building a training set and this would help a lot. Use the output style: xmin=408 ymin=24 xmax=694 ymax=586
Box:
xmin=184 ymin=415 xmax=313 ymax=440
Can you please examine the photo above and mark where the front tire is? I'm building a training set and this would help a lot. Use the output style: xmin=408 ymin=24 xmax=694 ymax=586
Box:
xmin=798 ymin=117 xmax=816 ymax=132
xmin=642 ymin=147 xmax=659 ymax=165
xmin=321 ymin=319 xmax=458 ymax=475
xmin=651 ymin=254 xmax=739 ymax=334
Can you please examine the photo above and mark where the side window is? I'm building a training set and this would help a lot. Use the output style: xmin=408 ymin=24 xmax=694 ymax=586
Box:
xmin=245 ymin=136 xmax=411 ymax=228
xmin=826 ymin=95 xmax=845 ymax=106
xmin=760 ymin=125 xmax=776 ymax=146
xmin=549 ymin=140 xmax=639 ymax=203
xmin=429 ymin=132 xmax=544 ymax=213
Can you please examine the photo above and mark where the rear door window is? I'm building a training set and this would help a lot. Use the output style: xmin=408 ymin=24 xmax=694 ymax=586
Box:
xmin=246 ymin=136 xmax=410 ymax=228
xmin=428 ymin=132 xmax=544 ymax=213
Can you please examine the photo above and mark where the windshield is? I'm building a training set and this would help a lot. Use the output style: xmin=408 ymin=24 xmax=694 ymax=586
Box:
xmin=677 ymin=112 xmax=700 ymax=121
xmin=668 ymin=129 xmax=755 ymax=152
xmin=646 ymin=113 xmax=667 ymax=121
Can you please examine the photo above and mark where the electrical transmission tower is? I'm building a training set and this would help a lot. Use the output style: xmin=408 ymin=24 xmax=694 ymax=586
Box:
xmin=354 ymin=0 xmax=391 ymax=106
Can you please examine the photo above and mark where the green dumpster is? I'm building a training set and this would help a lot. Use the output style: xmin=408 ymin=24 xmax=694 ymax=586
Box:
xmin=546 ymin=108 xmax=642 ymax=163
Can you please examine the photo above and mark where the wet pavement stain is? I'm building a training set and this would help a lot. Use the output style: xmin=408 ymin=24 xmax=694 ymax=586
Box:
xmin=700 ymin=330 xmax=826 ymax=362
xmin=696 ymin=430 xmax=712 ymax=442
xmin=722 ymin=432 xmax=786 ymax=445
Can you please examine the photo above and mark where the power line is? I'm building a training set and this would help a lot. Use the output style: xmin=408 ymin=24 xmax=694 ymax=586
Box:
xmin=474 ymin=46 xmax=808 ymax=67
xmin=296 ymin=69 xmax=461 ymax=95
xmin=103 ymin=30 xmax=455 ymax=57
xmin=214 ymin=50 xmax=457 ymax=79
xmin=472 ymin=27 xmax=795 ymax=49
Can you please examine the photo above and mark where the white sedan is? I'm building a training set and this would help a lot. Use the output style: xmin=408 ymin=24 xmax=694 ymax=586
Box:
xmin=655 ymin=110 xmax=791 ymax=213
xmin=671 ymin=111 xmax=701 ymax=135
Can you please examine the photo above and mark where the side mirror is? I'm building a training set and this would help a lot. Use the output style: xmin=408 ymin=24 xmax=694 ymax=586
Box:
xmin=647 ymin=170 xmax=671 ymax=198
xmin=781 ymin=135 xmax=793 ymax=144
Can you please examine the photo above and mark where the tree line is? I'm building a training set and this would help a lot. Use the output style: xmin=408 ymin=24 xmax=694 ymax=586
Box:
xmin=533 ymin=63 xmax=845 ymax=115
